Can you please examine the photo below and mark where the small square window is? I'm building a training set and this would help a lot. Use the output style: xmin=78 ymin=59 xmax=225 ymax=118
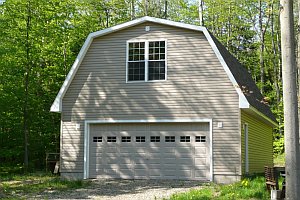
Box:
xmin=180 ymin=136 xmax=190 ymax=142
xmin=121 ymin=136 xmax=131 ymax=142
xmin=150 ymin=136 xmax=160 ymax=142
xmin=93 ymin=136 xmax=102 ymax=142
xmin=136 ymin=136 xmax=146 ymax=142
xmin=165 ymin=136 xmax=175 ymax=142
xmin=196 ymin=136 xmax=206 ymax=142
xmin=107 ymin=136 xmax=117 ymax=142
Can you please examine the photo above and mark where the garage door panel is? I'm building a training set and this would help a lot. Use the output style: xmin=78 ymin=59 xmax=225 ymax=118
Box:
xmin=177 ymin=158 xmax=193 ymax=165
xmin=119 ymin=172 xmax=133 ymax=179
xmin=148 ymin=164 xmax=160 ymax=169
xmin=135 ymin=170 xmax=148 ymax=178
xmin=148 ymin=153 xmax=161 ymax=158
xmin=148 ymin=146 xmax=161 ymax=152
xmin=163 ymin=158 xmax=177 ymax=164
xmin=92 ymin=149 xmax=105 ymax=154
xmin=149 ymin=169 xmax=161 ymax=177
xmin=195 ymin=158 xmax=206 ymax=165
xmin=94 ymin=158 xmax=104 ymax=165
xmin=195 ymin=169 xmax=207 ymax=178
xmin=134 ymin=153 xmax=147 ymax=158
xmin=120 ymin=147 xmax=135 ymax=153
xmin=163 ymin=147 xmax=175 ymax=153
xmin=134 ymin=159 xmax=147 ymax=165
xmin=195 ymin=147 xmax=206 ymax=154
xmin=177 ymin=147 xmax=192 ymax=154
xmin=118 ymin=158 xmax=132 ymax=165
xmin=89 ymin=122 xmax=210 ymax=180
xmin=163 ymin=170 xmax=176 ymax=177
xmin=106 ymin=157 xmax=119 ymax=164
xmin=106 ymin=147 xmax=118 ymax=153
xmin=148 ymin=158 xmax=161 ymax=164
xmin=163 ymin=164 xmax=177 ymax=169
xmin=94 ymin=164 xmax=105 ymax=170
xmin=177 ymin=169 xmax=192 ymax=178
xmin=134 ymin=164 xmax=147 ymax=169
xmin=134 ymin=148 xmax=147 ymax=153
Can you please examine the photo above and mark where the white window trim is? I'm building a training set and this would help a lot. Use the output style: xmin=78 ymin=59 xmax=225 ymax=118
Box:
xmin=126 ymin=39 xmax=168 ymax=83
xmin=83 ymin=118 xmax=213 ymax=181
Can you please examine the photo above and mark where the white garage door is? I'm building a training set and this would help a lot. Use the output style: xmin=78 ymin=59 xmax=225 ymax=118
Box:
xmin=89 ymin=122 xmax=210 ymax=180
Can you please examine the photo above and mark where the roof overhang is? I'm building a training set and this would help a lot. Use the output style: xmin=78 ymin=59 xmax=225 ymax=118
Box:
xmin=50 ymin=16 xmax=250 ymax=114
xmin=242 ymin=106 xmax=277 ymax=127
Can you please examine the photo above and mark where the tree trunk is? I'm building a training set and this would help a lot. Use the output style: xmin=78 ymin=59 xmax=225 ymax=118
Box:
xmin=199 ymin=0 xmax=204 ymax=26
xmin=280 ymin=0 xmax=300 ymax=199
xmin=131 ymin=0 xmax=135 ymax=20
xmin=24 ymin=0 xmax=31 ymax=172
xmin=297 ymin=0 xmax=300 ymax=105
xmin=259 ymin=0 xmax=265 ymax=95
xmin=164 ymin=0 xmax=167 ymax=19
xmin=145 ymin=0 xmax=148 ymax=16
xmin=271 ymin=0 xmax=282 ymax=134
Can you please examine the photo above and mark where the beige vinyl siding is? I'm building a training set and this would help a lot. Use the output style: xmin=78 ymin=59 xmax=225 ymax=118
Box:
xmin=60 ymin=121 xmax=84 ymax=173
xmin=241 ymin=111 xmax=273 ymax=174
xmin=61 ymin=22 xmax=240 ymax=180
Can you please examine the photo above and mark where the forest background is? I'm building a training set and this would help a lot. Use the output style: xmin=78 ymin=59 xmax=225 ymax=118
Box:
xmin=0 ymin=0 xmax=291 ymax=171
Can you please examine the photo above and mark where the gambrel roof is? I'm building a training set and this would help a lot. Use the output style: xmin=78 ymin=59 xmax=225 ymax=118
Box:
xmin=210 ymin=34 xmax=276 ymax=123
xmin=51 ymin=16 xmax=276 ymax=125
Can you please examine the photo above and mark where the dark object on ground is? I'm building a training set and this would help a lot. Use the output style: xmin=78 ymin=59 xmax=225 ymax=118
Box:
xmin=264 ymin=166 xmax=279 ymax=190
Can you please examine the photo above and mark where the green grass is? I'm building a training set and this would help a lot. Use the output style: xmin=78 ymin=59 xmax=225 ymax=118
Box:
xmin=0 ymin=172 xmax=90 ymax=199
xmin=168 ymin=176 xmax=270 ymax=200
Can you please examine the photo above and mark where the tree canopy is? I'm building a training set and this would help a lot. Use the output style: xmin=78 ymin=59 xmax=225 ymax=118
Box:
xmin=0 ymin=0 xmax=288 ymax=170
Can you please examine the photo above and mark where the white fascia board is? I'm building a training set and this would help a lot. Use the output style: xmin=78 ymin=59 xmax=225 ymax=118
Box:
xmin=202 ymin=29 xmax=249 ymax=109
xmin=85 ymin=118 xmax=212 ymax=124
xmin=50 ymin=33 xmax=94 ymax=112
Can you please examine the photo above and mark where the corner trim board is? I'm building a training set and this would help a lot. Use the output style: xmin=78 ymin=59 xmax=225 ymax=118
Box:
xmin=83 ymin=118 xmax=213 ymax=181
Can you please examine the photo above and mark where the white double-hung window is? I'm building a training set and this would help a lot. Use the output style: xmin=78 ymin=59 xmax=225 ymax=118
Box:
xmin=126 ymin=40 xmax=166 ymax=82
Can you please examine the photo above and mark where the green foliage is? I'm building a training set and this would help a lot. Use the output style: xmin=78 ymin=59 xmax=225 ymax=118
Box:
xmin=273 ymin=136 xmax=284 ymax=155
xmin=274 ymin=153 xmax=285 ymax=167
xmin=0 ymin=0 xmax=287 ymax=170
xmin=168 ymin=176 xmax=270 ymax=200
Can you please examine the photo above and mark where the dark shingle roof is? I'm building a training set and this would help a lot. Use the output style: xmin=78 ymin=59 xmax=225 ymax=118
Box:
xmin=210 ymin=33 xmax=276 ymax=122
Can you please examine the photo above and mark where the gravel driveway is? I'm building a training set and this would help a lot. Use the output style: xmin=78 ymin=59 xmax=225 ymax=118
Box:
xmin=30 ymin=179 xmax=206 ymax=200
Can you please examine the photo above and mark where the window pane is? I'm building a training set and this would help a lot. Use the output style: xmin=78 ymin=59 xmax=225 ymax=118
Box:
xmin=133 ymin=54 xmax=139 ymax=60
xmin=155 ymin=48 xmax=159 ymax=54
xmin=128 ymin=62 xmax=145 ymax=81
xmin=149 ymin=54 xmax=154 ymax=60
xmin=128 ymin=42 xmax=145 ymax=61
xmin=148 ymin=61 xmax=165 ymax=80
xmin=149 ymin=42 xmax=154 ymax=47
xmin=136 ymin=136 xmax=146 ymax=142
xmin=150 ymin=136 xmax=160 ymax=142
xmin=140 ymin=48 xmax=144 ymax=55
xmin=133 ymin=42 xmax=139 ymax=48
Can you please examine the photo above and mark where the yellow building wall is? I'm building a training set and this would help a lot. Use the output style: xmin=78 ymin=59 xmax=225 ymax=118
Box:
xmin=241 ymin=111 xmax=273 ymax=174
